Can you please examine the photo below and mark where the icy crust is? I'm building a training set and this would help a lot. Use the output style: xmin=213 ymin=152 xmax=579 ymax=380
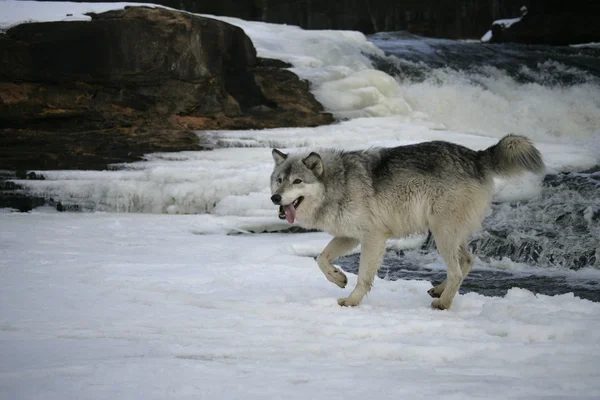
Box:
xmin=10 ymin=119 xmax=599 ymax=216
xmin=1 ymin=212 xmax=600 ymax=399
xmin=210 ymin=15 xmax=415 ymax=119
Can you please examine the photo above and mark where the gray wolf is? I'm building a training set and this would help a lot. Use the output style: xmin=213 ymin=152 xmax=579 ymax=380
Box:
xmin=270 ymin=135 xmax=544 ymax=310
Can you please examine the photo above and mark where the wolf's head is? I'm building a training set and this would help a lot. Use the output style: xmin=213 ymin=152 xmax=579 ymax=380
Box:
xmin=270 ymin=149 xmax=325 ymax=224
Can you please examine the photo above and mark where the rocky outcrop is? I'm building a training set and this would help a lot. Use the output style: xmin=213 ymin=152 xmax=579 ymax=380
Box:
xmin=0 ymin=6 xmax=333 ymax=170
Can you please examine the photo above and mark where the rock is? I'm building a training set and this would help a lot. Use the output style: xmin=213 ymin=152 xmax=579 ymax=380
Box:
xmin=0 ymin=6 xmax=333 ymax=170
xmin=487 ymin=10 xmax=600 ymax=45
xmin=0 ymin=175 xmax=45 ymax=212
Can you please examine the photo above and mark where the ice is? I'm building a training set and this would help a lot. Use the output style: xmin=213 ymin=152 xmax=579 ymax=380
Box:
xmin=11 ymin=116 xmax=598 ymax=215
xmin=2 ymin=212 xmax=600 ymax=399
xmin=481 ymin=30 xmax=492 ymax=42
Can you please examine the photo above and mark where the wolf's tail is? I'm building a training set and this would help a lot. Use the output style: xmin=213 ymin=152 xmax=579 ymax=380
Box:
xmin=479 ymin=134 xmax=545 ymax=177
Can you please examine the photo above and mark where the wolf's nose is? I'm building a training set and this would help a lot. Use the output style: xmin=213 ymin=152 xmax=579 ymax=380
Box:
xmin=271 ymin=194 xmax=282 ymax=205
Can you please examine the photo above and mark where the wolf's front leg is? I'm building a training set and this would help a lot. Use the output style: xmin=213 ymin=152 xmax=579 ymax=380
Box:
xmin=338 ymin=234 xmax=387 ymax=307
xmin=317 ymin=237 xmax=359 ymax=288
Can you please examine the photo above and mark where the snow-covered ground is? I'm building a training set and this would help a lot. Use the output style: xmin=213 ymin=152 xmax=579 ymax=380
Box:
xmin=2 ymin=2 xmax=600 ymax=398
xmin=2 ymin=212 xmax=600 ymax=399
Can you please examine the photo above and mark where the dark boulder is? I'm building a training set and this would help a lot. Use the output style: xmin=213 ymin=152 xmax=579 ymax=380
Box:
xmin=487 ymin=10 xmax=600 ymax=45
xmin=0 ymin=6 xmax=333 ymax=170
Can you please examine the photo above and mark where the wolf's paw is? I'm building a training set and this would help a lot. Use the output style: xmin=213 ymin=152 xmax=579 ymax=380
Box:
xmin=431 ymin=299 xmax=450 ymax=310
xmin=337 ymin=297 xmax=360 ymax=307
xmin=326 ymin=268 xmax=347 ymax=288
xmin=427 ymin=287 xmax=442 ymax=298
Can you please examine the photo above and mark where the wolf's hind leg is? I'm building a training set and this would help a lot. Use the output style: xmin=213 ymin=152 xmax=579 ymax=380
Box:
xmin=317 ymin=237 xmax=359 ymax=288
xmin=338 ymin=234 xmax=387 ymax=307
xmin=429 ymin=230 xmax=467 ymax=310
xmin=428 ymin=242 xmax=474 ymax=298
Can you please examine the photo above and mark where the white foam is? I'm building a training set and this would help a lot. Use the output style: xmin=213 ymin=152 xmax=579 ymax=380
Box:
xmin=397 ymin=64 xmax=600 ymax=140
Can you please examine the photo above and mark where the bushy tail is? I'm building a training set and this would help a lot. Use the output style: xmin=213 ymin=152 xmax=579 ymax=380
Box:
xmin=480 ymin=134 xmax=545 ymax=177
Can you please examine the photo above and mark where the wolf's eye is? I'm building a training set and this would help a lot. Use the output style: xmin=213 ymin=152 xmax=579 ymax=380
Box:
xmin=277 ymin=177 xmax=283 ymax=184
xmin=293 ymin=179 xmax=302 ymax=184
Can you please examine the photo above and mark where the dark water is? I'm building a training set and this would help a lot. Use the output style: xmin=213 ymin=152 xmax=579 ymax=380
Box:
xmin=336 ymin=251 xmax=600 ymax=303
xmin=368 ymin=31 xmax=600 ymax=84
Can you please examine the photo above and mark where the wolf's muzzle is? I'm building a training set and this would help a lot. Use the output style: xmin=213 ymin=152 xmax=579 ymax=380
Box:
xmin=271 ymin=194 xmax=282 ymax=205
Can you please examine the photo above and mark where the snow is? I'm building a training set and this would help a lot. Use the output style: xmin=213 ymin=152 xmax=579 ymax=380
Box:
xmin=0 ymin=0 xmax=159 ymax=29
xmin=481 ymin=30 xmax=492 ymax=42
xmin=2 ymin=211 xmax=600 ymax=399
xmin=493 ymin=17 xmax=522 ymax=29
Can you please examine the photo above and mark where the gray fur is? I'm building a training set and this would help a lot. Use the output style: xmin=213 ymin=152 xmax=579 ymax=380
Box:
xmin=270 ymin=134 xmax=545 ymax=310
xmin=479 ymin=134 xmax=544 ymax=177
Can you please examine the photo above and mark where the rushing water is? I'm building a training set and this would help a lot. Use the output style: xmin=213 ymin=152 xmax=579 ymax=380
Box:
xmin=367 ymin=32 xmax=600 ymax=141
xmin=369 ymin=31 xmax=600 ymax=84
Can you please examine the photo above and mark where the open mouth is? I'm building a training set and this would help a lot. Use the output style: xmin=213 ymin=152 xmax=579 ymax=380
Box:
xmin=278 ymin=197 xmax=304 ymax=223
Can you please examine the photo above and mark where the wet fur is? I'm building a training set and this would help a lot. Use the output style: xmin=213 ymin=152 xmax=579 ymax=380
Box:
xmin=271 ymin=135 xmax=544 ymax=310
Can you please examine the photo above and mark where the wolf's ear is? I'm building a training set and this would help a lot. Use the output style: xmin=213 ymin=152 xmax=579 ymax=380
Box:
xmin=272 ymin=149 xmax=288 ymax=166
xmin=303 ymin=152 xmax=324 ymax=178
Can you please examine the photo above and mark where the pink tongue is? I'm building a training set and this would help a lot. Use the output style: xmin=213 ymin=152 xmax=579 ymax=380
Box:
xmin=283 ymin=204 xmax=296 ymax=224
